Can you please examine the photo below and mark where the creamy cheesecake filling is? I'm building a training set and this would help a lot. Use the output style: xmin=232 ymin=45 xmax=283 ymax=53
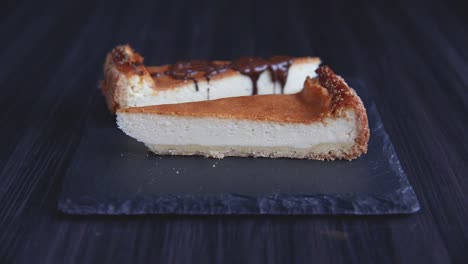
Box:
xmin=125 ymin=76 xmax=210 ymax=107
xmin=117 ymin=110 xmax=357 ymax=150
xmin=209 ymin=74 xmax=254 ymax=100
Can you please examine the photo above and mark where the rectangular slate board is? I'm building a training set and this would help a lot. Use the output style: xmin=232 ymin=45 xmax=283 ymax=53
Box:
xmin=58 ymin=79 xmax=420 ymax=215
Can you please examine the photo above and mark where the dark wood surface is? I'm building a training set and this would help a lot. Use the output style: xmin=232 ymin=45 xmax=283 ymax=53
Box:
xmin=1 ymin=0 xmax=467 ymax=263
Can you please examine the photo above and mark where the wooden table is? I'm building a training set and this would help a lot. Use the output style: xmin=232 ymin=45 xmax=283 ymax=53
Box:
xmin=1 ymin=0 xmax=466 ymax=262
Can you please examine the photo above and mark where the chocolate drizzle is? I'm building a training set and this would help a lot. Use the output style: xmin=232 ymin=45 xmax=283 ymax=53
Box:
xmin=268 ymin=56 xmax=292 ymax=90
xmin=150 ymin=56 xmax=293 ymax=94
xmin=231 ymin=57 xmax=269 ymax=95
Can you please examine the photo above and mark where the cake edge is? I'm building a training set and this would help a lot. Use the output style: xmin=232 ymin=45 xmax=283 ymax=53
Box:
xmin=101 ymin=45 xmax=156 ymax=112
xmin=315 ymin=67 xmax=370 ymax=159
xmin=145 ymin=143 xmax=358 ymax=161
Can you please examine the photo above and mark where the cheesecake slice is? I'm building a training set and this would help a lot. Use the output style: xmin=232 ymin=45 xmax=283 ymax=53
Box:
xmin=117 ymin=66 xmax=370 ymax=160
xmin=101 ymin=45 xmax=320 ymax=112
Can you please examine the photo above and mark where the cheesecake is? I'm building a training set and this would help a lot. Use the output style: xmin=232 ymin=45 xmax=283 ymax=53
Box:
xmin=101 ymin=45 xmax=321 ymax=112
xmin=116 ymin=66 xmax=370 ymax=160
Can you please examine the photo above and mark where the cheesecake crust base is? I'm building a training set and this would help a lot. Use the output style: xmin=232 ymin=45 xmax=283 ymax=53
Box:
xmin=146 ymin=143 xmax=360 ymax=161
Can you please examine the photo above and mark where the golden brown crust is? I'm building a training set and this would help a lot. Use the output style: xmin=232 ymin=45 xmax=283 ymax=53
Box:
xmin=110 ymin=45 xmax=146 ymax=75
xmin=146 ymin=144 xmax=362 ymax=161
xmin=315 ymin=66 xmax=370 ymax=159
xmin=101 ymin=45 xmax=155 ymax=112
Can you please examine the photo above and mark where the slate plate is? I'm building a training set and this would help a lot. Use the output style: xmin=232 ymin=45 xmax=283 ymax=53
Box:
xmin=58 ymin=79 xmax=420 ymax=215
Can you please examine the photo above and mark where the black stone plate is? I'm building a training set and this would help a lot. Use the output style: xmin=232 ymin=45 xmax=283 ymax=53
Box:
xmin=58 ymin=79 xmax=420 ymax=215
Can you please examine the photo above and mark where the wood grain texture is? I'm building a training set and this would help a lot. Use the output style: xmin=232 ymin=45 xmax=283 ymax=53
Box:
xmin=0 ymin=0 xmax=466 ymax=263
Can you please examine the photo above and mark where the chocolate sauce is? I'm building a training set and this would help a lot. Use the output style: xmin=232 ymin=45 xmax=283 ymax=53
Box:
xmin=166 ymin=61 xmax=203 ymax=91
xmin=268 ymin=56 xmax=292 ymax=93
xmin=150 ymin=56 xmax=293 ymax=95
xmin=231 ymin=57 xmax=269 ymax=95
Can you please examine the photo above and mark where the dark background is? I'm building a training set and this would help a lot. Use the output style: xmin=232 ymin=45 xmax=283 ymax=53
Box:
xmin=1 ymin=0 xmax=467 ymax=263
